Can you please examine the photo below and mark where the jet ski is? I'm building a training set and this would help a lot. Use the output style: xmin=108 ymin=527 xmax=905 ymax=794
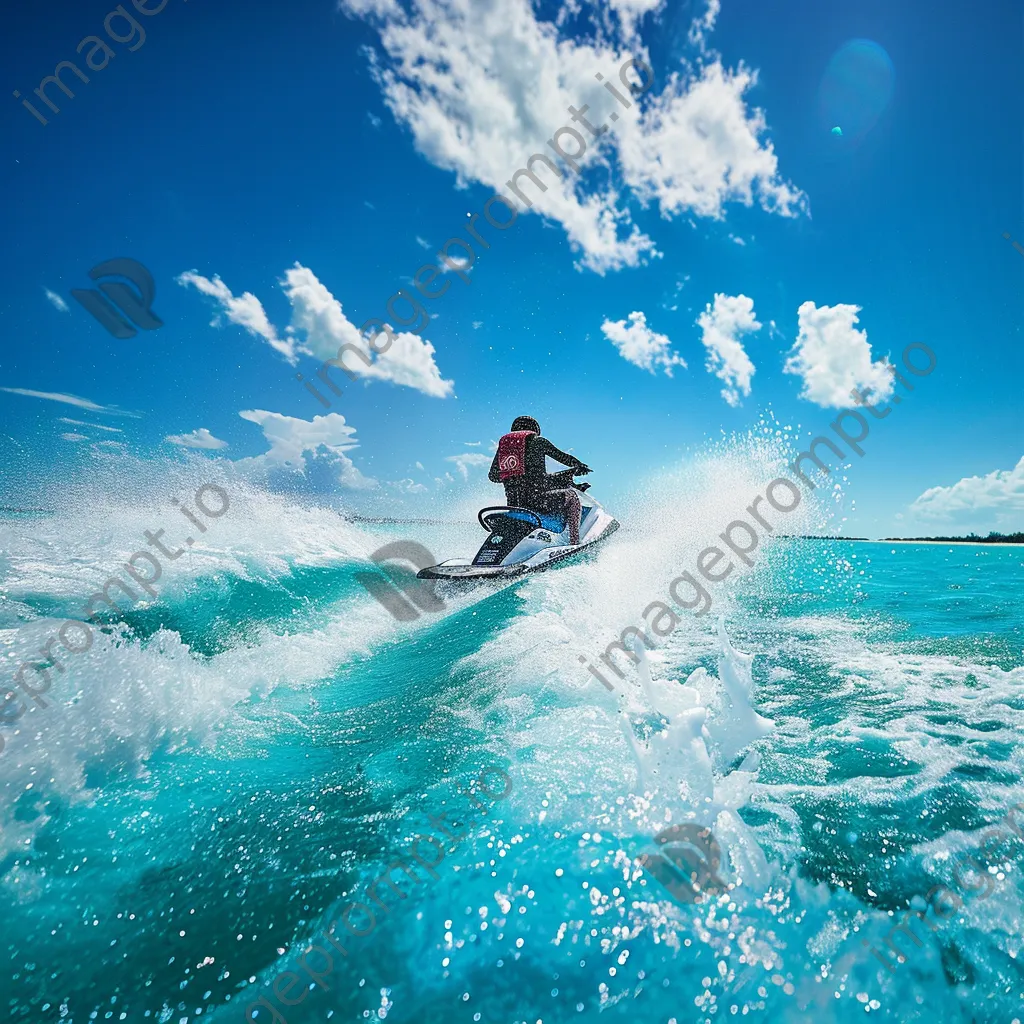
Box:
xmin=417 ymin=491 xmax=619 ymax=580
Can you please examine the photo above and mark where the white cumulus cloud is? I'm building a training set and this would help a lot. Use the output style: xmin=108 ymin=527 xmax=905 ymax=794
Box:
xmin=601 ymin=310 xmax=686 ymax=376
xmin=179 ymin=264 xmax=453 ymax=399
xmin=238 ymin=409 xmax=378 ymax=489
xmin=783 ymin=301 xmax=894 ymax=409
xmin=338 ymin=0 xmax=804 ymax=273
xmin=696 ymin=293 xmax=760 ymax=406
xmin=165 ymin=428 xmax=229 ymax=450
xmin=617 ymin=61 xmax=806 ymax=223
xmin=337 ymin=455 xmax=380 ymax=490
xmin=909 ymin=457 xmax=1024 ymax=523
xmin=282 ymin=265 xmax=454 ymax=399
xmin=607 ymin=0 xmax=664 ymax=41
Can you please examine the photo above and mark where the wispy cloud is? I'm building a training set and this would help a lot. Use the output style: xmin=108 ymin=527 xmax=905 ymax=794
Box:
xmin=1 ymin=387 xmax=138 ymax=416
xmin=688 ymin=0 xmax=721 ymax=49
xmin=45 ymin=288 xmax=69 ymax=312
xmin=59 ymin=417 xmax=123 ymax=433
xmin=165 ymin=428 xmax=229 ymax=450
xmin=177 ymin=271 xmax=297 ymax=363
xmin=391 ymin=477 xmax=429 ymax=494
xmin=446 ymin=452 xmax=492 ymax=479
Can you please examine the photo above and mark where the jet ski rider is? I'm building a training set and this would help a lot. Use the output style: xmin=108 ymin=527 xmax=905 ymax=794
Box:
xmin=488 ymin=416 xmax=591 ymax=546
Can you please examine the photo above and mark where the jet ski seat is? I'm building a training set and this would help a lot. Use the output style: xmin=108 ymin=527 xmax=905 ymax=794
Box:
xmin=505 ymin=508 xmax=568 ymax=533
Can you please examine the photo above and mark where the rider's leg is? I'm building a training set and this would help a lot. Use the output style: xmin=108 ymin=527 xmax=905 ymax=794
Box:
xmin=536 ymin=488 xmax=581 ymax=544
xmin=561 ymin=488 xmax=582 ymax=545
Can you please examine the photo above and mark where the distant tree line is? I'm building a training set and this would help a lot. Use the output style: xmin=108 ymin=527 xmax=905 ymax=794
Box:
xmin=880 ymin=531 xmax=1024 ymax=544
xmin=780 ymin=534 xmax=869 ymax=541
xmin=779 ymin=532 xmax=1024 ymax=544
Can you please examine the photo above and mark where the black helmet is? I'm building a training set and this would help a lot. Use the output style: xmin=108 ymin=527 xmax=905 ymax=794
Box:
xmin=511 ymin=415 xmax=540 ymax=433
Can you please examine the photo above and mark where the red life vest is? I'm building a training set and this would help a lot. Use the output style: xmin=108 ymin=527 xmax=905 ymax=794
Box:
xmin=496 ymin=430 xmax=536 ymax=481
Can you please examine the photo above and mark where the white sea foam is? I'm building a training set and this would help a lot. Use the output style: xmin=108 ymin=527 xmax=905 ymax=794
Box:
xmin=0 ymin=456 xmax=377 ymax=604
xmin=612 ymin=625 xmax=775 ymax=896
xmin=4 ymin=435 xmax=1022 ymax=1022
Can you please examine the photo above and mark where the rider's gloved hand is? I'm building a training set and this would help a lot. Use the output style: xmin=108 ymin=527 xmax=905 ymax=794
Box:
xmin=575 ymin=463 xmax=591 ymax=475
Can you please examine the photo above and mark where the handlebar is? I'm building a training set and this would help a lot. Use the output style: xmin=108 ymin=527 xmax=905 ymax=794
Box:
xmin=477 ymin=506 xmax=543 ymax=531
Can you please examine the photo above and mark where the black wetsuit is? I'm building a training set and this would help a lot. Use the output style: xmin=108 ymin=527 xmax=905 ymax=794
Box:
xmin=488 ymin=435 xmax=586 ymax=513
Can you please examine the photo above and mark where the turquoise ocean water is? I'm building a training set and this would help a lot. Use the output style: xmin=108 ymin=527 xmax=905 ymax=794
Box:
xmin=1 ymin=454 xmax=1022 ymax=1024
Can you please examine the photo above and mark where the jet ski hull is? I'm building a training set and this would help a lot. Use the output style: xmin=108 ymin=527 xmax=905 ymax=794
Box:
xmin=417 ymin=499 xmax=619 ymax=581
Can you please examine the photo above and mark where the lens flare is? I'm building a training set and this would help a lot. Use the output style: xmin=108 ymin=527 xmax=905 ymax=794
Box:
xmin=819 ymin=39 xmax=895 ymax=142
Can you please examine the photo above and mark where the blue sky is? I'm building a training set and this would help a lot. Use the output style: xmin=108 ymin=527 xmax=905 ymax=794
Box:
xmin=1 ymin=0 xmax=1022 ymax=535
